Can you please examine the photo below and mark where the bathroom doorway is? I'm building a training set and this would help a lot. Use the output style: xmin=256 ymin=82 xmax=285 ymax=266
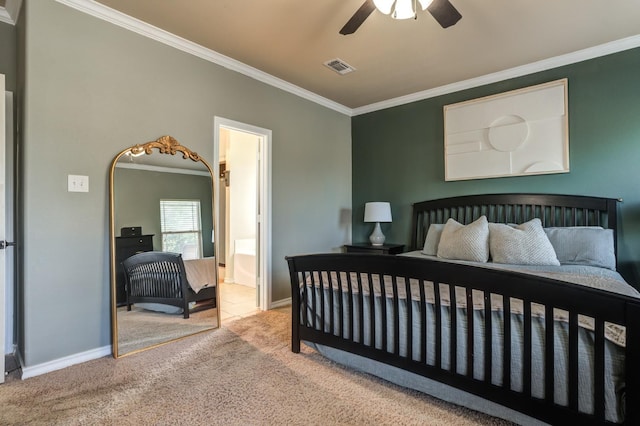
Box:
xmin=214 ymin=117 xmax=271 ymax=321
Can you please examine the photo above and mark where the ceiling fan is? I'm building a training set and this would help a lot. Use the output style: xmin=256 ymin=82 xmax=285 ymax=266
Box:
xmin=340 ymin=0 xmax=462 ymax=35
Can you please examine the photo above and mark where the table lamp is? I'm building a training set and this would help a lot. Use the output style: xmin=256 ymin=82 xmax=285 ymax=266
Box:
xmin=364 ymin=202 xmax=392 ymax=246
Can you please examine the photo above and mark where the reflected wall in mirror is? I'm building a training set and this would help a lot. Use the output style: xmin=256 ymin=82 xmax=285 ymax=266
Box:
xmin=109 ymin=136 xmax=219 ymax=358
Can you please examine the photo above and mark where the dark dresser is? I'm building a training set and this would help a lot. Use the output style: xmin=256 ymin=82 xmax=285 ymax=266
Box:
xmin=115 ymin=235 xmax=154 ymax=305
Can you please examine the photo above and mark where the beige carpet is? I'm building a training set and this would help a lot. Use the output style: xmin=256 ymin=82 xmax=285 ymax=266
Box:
xmin=0 ymin=308 xmax=512 ymax=425
xmin=117 ymin=306 xmax=218 ymax=355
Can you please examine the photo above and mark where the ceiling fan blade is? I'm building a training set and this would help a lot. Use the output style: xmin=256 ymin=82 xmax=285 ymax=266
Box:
xmin=427 ymin=0 xmax=462 ymax=28
xmin=339 ymin=0 xmax=376 ymax=35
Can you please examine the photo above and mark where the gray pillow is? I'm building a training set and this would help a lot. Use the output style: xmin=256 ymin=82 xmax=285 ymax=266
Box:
xmin=544 ymin=227 xmax=616 ymax=270
xmin=437 ymin=216 xmax=489 ymax=263
xmin=489 ymin=218 xmax=560 ymax=266
xmin=421 ymin=223 xmax=444 ymax=256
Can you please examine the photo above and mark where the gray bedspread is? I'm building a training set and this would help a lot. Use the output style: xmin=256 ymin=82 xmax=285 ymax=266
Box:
xmin=299 ymin=254 xmax=640 ymax=424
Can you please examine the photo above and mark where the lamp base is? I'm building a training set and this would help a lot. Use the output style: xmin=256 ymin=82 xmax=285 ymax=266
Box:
xmin=369 ymin=222 xmax=386 ymax=246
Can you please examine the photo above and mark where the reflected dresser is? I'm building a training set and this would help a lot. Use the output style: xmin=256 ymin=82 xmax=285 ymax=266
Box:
xmin=115 ymin=235 xmax=153 ymax=306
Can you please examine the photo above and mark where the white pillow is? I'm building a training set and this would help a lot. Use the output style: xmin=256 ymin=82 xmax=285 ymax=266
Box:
xmin=489 ymin=218 xmax=560 ymax=266
xmin=422 ymin=224 xmax=444 ymax=256
xmin=437 ymin=216 xmax=490 ymax=263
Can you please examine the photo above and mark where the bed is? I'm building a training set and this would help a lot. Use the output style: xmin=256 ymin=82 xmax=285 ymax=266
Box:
xmin=122 ymin=251 xmax=217 ymax=319
xmin=286 ymin=193 xmax=640 ymax=425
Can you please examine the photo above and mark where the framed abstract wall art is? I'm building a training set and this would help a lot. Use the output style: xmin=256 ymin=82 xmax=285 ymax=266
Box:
xmin=444 ymin=79 xmax=569 ymax=181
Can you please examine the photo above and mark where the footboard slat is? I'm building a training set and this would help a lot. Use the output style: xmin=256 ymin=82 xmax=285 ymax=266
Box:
xmin=311 ymin=271 xmax=317 ymax=331
xmin=523 ymin=300 xmax=532 ymax=398
xmin=504 ymin=296 xmax=512 ymax=391
xmin=419 ymin=279 xmax=427 ymax=364
xmin=625 ymin=303 xmax=640 ymax=424
xmin=338 ymin=271 xmax=345 ymax=338
xmin=484 ymin=291 xmax=491 ymax=384
xmin=405 ymin=276 xmax=413 ymax=360
xmin=434 ymin=281 xmax=442 ymax=369
xmin=367 ymin=273 xmax=375 ymax=349
xmin=568 ymin=312 xmax=579 ymax=411
xmin=346 ymin=272 xmax=353 ymax=341
xmin=326 ymin=270 xmax=333 ymax=334
xmin=380 ymin=273 xmax=388 ymax=352
xmin=392 ymin=276 xmax=400 ymax=356
xmin=301 ymin=271 xmax=308 ymax=329
xmin=357 ymin=273 xmax=364 ymax=344
xmin=544 ymin=304 xmax=554 ymax=403
xmin=449 ymin=284 xmax=457 ymax=374
xmin=466 ymin=287 xmax=474 ymax=379
xmin=594 ymin=319 xmax=605 ymax=422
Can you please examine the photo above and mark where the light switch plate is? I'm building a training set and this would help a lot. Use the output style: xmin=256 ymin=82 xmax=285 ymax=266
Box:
xmin=68 ymin=175 xmax=89 ymax=192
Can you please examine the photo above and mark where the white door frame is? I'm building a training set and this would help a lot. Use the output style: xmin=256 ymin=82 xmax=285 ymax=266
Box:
xmin=0 ymin=75 xmax=6 ymax=382
xmin=4 ymin=91 xmax=13 ymax=359
xmin=214 ymin=117 xmax=272 ymax=310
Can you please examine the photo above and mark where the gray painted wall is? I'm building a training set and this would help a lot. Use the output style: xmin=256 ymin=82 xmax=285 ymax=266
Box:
xmin=114 ymin=167 xmax=214 ymax=258
xmin=0 ymin=20 xmax=16 ymax=91
xmin=20 ymin=1 xmax=351 ymax=366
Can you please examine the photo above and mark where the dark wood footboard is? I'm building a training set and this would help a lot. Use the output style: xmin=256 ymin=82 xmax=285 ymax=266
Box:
xmin=122 ymin=251 xmax=216 ymax=319
xmin=287 ymin=253 xmax=640 ymax=425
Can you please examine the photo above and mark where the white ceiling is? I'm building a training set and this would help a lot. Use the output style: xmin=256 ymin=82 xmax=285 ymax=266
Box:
xmin=9 ymin=1 xmax=640 ymax=113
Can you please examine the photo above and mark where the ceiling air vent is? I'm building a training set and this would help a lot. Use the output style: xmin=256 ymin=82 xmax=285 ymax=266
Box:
xmin=324 ymin=58 xmax=356 ymax=75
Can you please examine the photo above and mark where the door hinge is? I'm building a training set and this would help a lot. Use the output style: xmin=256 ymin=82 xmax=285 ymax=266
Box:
xmin=0 ymin=241 xmax=16 ymax=249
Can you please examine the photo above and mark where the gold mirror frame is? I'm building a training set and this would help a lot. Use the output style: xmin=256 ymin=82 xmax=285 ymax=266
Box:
xmin=109 ymin=135 xmax=220 ymax=358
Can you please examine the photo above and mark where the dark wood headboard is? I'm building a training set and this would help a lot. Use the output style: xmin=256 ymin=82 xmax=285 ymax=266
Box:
xmin=410 ymin=193 xmax=620 ymax=253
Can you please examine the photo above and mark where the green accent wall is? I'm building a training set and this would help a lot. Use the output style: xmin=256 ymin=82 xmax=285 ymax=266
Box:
xmin=352 ymin=48 xmax=640 ymax=286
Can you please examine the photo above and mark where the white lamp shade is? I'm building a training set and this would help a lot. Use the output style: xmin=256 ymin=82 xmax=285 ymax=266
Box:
xmin=364 ymin=202 xmax=392 ymax=223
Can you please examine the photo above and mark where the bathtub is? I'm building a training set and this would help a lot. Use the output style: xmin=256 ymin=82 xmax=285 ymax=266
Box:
xmin=233 ymin=238 xmax=256 ymax=287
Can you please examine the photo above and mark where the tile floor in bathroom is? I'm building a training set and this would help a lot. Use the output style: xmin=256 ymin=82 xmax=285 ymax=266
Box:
xmin=219 ymin=267 xmax=260 ymax=324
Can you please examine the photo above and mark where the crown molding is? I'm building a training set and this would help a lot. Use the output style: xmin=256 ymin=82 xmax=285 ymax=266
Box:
xmin=0 ymin=10 xmax=10 ymax=25
xmin=54 ymin=1 xmax=640 ymax=118
xmin=55 ymin=0 xmax=353 ymax=116
xmin=352 ymin=35 xmax=640 ymax=116
xmin=0 ymin=0 xmax=22 ymax=25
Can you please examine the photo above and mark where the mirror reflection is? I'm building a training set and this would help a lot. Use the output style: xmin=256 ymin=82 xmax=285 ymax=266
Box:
xmin=110 ymin=136 xmax=219 ymax=358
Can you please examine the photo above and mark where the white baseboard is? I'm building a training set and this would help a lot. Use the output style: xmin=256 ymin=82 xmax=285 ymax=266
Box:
xmin=269 ymin=297 xmax=291 ymax=309
xmin=21 ymin=345 xmax=111 ymax=379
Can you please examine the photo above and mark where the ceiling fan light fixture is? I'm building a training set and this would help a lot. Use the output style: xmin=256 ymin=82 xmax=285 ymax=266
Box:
xmin=391 ymin=0 xmax=416 ymax=19
xmin=374 ymin=0 xmax=434 ymax=20
xmin=372 ymin=0 xmax=394 ymax=15
xmin=341 ymin=0 xmax=460 ymax=35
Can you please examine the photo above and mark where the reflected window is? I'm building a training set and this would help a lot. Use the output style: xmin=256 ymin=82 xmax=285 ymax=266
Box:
xmin=160 ymin=199 xmax=203 ymax=260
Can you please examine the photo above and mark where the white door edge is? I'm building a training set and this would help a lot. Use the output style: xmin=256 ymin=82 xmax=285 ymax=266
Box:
xmin=0 ymin=75 xmax=6 ymax=383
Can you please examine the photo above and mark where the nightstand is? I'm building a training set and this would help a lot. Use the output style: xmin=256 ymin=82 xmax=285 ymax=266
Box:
xmin=343 ymin=243 xmax=405 ymax=255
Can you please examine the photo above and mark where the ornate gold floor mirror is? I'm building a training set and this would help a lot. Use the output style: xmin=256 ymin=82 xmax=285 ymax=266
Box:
xmin=109 ymin=136 xmax=220 ymax=358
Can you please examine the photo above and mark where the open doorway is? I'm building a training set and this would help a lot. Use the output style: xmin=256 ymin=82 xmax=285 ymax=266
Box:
xmin=214 ymin=117 xmax=271 ymax=323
